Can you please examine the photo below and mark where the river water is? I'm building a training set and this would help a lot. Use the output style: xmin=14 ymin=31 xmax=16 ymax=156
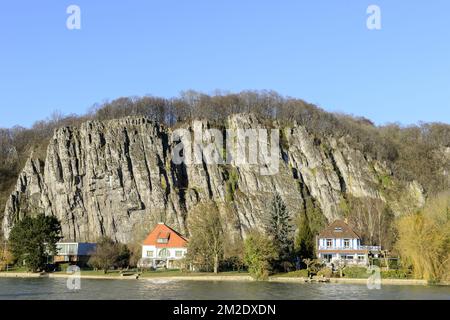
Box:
xmin=0 ymin=278 xmax=449 ymax=300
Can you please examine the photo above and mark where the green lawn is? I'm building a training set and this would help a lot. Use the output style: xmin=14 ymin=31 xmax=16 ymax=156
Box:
xmin=0 ymin=266 xmax=29 ymax=273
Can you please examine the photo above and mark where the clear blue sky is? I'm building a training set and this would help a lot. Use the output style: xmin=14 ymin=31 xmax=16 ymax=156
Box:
xmin=1 ymin=0 xmax=449 ymax=128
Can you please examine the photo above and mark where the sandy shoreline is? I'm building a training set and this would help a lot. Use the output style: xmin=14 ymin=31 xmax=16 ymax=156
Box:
xmin=1 ymin=272 xmax=443 ymax=286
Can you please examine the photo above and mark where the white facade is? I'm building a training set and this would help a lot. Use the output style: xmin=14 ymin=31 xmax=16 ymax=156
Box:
xmin=141 ymin=245 xmax=187 ymax=269
xmin=317 ymin=237 xmax=381 ymax=266
xmin=318 ymin=238 xmax=362 ymax=250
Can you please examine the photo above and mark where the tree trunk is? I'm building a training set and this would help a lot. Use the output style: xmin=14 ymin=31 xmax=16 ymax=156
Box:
xmin=214 ymin=254 xmax=219 ymax=274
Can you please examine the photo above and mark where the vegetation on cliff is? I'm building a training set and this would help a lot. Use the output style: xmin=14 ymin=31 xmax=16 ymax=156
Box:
xmin=0 ymin=90 xmax=449 ymax=281
xmin=1 ymin=91 xmax=449 ymax=231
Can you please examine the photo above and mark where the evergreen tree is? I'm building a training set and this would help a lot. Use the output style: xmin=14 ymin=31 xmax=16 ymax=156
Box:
xmin=265 ymin=194 xmax=294 ymax=269
xmin=9 ymin=214 xmax=62 ymax=272
xmin=295 ymin=211 xmax=315 ymax=262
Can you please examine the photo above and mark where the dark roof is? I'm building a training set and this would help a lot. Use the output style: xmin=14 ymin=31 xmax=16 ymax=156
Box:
xmin=318 ymin=220 xmax=360 ymax=239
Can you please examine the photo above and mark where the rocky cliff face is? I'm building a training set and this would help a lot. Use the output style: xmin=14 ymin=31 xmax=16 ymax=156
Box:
xmin=2 ymin=114 xmax=425 ymax=243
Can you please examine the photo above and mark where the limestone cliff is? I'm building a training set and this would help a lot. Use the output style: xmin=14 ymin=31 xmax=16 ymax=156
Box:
xmin=2 ymin=114 xmax=425 ymax=242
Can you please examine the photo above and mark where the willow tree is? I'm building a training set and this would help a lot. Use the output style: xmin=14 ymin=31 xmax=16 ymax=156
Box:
xmin=395 ymin=192 xmax=450 ymax=282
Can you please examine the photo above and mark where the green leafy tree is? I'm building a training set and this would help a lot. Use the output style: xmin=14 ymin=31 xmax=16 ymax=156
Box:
xmin=244 ymin=230 xmax=278 ymax=280
xmin=264 ymin=194 xmax=294 ymax=270
xmin=8 ymin=214 xmax=62 ymax=272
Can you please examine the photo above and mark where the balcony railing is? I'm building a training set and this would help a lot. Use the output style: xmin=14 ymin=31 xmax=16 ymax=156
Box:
xmin=318 ymin=245 xmax=381 ymax=251
xmin=360 ymin=245 xmax=382 ymax=251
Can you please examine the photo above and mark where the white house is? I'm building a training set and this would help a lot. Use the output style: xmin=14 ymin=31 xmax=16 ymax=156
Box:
xmin=317 ymin=220 xmax=381 ymax=266
xmin=140 ymin=223 xmax=188 ymax=269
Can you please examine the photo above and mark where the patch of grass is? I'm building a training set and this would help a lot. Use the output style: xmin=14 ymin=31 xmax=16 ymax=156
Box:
xmin=0 ymin=266 xmax=29 ymax=273
xmin=380 ymin=174 xmax=393 ymax=188
xmin=342 ymin=266 xmax=370 ymax=279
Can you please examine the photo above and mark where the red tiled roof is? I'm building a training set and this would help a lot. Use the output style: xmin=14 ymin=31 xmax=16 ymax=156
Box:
xmin=142 ymin=223 xmax=188 ymax=248
xmin=158 ymin=232 xmax=170 ymax=239
xmin=318 ymin=220 xmax=360 ymax=239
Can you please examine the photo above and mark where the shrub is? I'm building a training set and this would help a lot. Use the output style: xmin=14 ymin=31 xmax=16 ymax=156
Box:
xmin=244 ymin=231 xmax=278 ymax=280
xmin=317 ymin=267 xmax=333 ymax=278
xmin=381 ymin=270 xmax=410 ymax=279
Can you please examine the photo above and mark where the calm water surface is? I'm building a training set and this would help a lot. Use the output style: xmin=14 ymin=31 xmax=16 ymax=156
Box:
xmin=0 ymin=278 xmax=449 ymax=300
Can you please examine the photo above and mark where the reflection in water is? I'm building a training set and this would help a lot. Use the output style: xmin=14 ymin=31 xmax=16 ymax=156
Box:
xmin=0 ymin=278 xmax=449 ymax=300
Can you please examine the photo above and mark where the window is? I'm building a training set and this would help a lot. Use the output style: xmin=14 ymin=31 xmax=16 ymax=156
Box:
xmin=344 ymin=239 xmax=350 ymax=249
xmin=326 ymin=239 xmax=333 ymax=248
xmin=346 ymin=255 xmax=354 ymax=260
xmin=175 ymin=251 xmax=183 ymax=257
xmin=334 ymin=227 xmax=343 ymax=232
xmin=57 ymin=243 xmax=78 ymax=256
xmin=147 ymin=251 xmax=154 ymax=258
xmin=157 ymin=238 xmax=169 ymax=244
xmin=358 ymin=255 xmax=365 ymax=260
xmin=158 ymin=248 xmax=169 ymax=258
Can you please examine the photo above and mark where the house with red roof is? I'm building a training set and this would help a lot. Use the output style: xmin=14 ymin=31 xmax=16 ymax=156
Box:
xmin=317 ymin=220 xmax=381 ymax=266
xmin=140 ymin=223 xmax=188 ymax=269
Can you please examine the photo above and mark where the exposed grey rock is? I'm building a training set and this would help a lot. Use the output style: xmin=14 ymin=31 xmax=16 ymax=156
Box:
xmin=2 ymin=115 xmax=425 ymax=242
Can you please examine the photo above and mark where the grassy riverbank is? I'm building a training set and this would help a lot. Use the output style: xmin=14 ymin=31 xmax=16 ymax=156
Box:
xmin=0 ymin=269 xmax=251 ymax=280
xmin=1 ymin=269 xmax=446 ymax=286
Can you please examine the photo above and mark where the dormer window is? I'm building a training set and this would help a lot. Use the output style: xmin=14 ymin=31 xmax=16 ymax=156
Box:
xmin=157 ymin=232 xmax=170 ymax=244
xmin=334 ymin=227 xmax=343 ymax=232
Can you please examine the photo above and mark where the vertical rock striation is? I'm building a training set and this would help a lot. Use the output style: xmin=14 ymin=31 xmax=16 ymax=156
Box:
xmin=2 ymin=115 xmax=424 ymax=242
